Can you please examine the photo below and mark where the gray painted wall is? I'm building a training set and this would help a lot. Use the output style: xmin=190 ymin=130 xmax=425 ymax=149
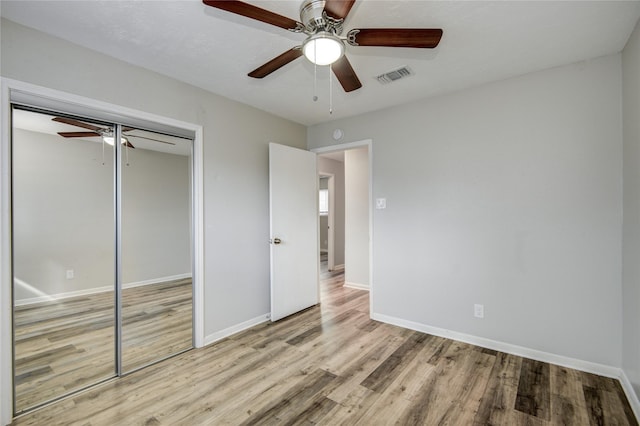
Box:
xmin=623 ymin=18 xmax=640 ymax=399
xmin=318 ymin=156 xmax=345 ymax=267
xmin=344 ymin=147 xmax=369 ymax=288
xmin=308 ymin=54 xmax=623 ymax=367
xmin=1 ymin=18 xmax=306 ymax=337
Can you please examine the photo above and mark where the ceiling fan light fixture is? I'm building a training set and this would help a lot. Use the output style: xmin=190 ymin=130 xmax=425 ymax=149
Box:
xmin=302 ymin=32 xmax=344 ymax=66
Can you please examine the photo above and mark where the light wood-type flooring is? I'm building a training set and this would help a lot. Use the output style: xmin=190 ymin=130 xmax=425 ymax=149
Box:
xmin=13 ymin=278 xmax=192 ymax=413
xmin=11 ymin=263 xmax=638 ymax=425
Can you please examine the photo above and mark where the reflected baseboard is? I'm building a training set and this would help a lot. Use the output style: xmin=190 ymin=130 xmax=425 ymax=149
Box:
xmin=14 ymin=273 xmax=192 ymax=306
xmin=123 ymin=273 xmax=191 ymax=290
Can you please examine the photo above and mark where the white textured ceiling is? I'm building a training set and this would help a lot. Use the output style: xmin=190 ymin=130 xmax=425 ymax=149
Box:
xmin=2 ymin=1 xmax=639 ymax=126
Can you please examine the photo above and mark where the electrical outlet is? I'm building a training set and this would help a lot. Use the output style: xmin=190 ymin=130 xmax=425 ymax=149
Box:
xmin=66 ymin=269 xmax=75 ymax=279
xmin=376 ymin=198 xmax=387 ymax=209
xmin=474 ymin=304 xmax=484 ymax=318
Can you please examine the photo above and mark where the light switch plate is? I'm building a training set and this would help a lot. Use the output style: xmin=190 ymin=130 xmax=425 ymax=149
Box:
xmin=376 ymin=198 xmax=386 ymax=209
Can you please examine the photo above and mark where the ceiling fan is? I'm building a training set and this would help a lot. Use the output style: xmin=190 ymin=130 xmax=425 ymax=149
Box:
xmin=52 ymin=117 xmax=176 ymax=147
xmin=202 ymin=0 xmax=443 ymax=92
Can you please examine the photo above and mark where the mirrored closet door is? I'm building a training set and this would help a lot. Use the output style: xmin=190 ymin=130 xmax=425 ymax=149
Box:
xmin=11 ymin=106 xmax=194 ymax=414
xmin=120 ymin=126 xmax=193 ymax=373
xmin=12 ymin=108 xmax=117 ymax=412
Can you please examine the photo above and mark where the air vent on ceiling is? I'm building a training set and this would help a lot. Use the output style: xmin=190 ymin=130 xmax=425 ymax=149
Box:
xmin=376 ymin=66 xmax=414 ymax=84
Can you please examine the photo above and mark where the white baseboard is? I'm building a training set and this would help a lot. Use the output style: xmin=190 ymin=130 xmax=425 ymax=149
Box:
xmin=344 ymin=281 xmax=369 ymax=291
xmin=620 ymin=370 xmax=640 ymax=420
xmin=14 ymin=273 xmax=192 ymax=306
xmin=123 ymin=273 xmax=191 ymax=289
xmin=330 ymin=264 xmax=345 ymax=272
xmin=204 ymin=313 xmax=271 ymax=347
xmin=372 ymin=312 xmax=623 ymax=378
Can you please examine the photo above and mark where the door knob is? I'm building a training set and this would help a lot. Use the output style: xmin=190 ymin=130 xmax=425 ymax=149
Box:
xmin=271 ymin=238 xmax=282 ymax=245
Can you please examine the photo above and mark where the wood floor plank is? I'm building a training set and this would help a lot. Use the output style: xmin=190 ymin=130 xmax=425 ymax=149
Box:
xmin=240 ymin=369 xmax=338 ymax=425
xmin=323 ymin=332 xmax=406 ymax=404
xmin=600 ymin=388 xmax=637 ymax=426
xmin=584 ymin=385 xmax=606 ymax=426
xmin=515 ymin=358 xmax=551 ymax=421
xmin=359 ymin=331 xmax=430 ymax=393
xmin=612 ymin=379 xmax=640 ymax=426
xmin=474 ymin=352 xmax=523 ymax=425
xmin=321 ymin=385 xmax=378 ymax=425
xmin=166 ymin=343 xmax=311 ymax=425
xmin=286 ymin=309 xmax=361 ymax=346
xmin=397 ymin=340 xmax=494 ymax=425
xmin=10 ymin=257 xmax=639 ymax=425
xmin=549 ymin=365 xmax=590 ymax=425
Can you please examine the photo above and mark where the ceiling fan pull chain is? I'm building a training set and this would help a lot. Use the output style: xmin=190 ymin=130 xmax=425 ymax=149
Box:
xmin=102 ymin=138 xmax=106 ymax=166
xmin=329 ymin=64 xmax=333 ymax=115
xmin=313 ymin=59 xmax=318 ymax=102
xmin=313 ymin=46 xmax=319 ymax=102
xmin=125 ymin=141 xmax=130 ymax=167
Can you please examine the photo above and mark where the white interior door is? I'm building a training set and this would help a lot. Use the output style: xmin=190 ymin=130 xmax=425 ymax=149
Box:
xmin=269 ymin=143 xmax=319 ymax=321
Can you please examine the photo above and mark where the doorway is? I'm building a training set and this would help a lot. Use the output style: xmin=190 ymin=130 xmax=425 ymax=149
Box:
xmin=316 ymin=141 xmax=372 ymax=304
xmin=10 ymin=106 xmax=195 ymax=414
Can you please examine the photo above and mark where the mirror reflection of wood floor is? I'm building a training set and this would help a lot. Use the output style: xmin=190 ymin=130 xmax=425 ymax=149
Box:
xmin=12 ymin=265 xmax=638 ymax=425
xmin=13 ymin=278 xmax=192 ymax=413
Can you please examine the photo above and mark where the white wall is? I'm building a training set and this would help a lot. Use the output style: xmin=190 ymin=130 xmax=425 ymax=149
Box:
xmin=623 ymin=18 xmax=640 ymax=399
xmin=344 ymin=147 xmax=370 ymax=288
xmin=308 ymin=54 xmax=623 ymax=367
xmin=318 ymin=156 xmax=345 ymax=266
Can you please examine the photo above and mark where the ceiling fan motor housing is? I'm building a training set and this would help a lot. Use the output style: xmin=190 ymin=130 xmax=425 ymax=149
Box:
xmin=300 ymin=0 xmax=343 ymax=35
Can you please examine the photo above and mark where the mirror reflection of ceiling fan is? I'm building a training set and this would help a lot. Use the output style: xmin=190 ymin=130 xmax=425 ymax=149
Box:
xmin=202 ymin=0 xmax=443 ymax=92
xmin=52 ymin=117 xmax=176 ymax=148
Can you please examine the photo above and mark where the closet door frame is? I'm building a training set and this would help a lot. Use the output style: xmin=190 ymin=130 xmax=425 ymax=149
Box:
xmin=0 ymin=78 xmax=205 ymax=424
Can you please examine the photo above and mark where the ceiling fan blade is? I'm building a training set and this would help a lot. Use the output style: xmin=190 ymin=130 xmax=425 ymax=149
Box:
xmin=57 ymin=131 xmax=101 ymax=138
xmin=123 ymin=140 xmax=135 ymax=149
xmin=347 ymin=28 xmax=443 ymax=48
xmin=202 ymin=0 xmax=302 ymax=31
xmin=332 ymin=55 xmax=362 ymax=92
xmin=324 ymin=0 xmax=356 ymax=20
xmin=248 ymin=47 xmax=303 ymax=79
xmin=52 ymin=117 xmax=105 ymax=132
xmin=127 ymin=134 xmax=176 ymax=145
